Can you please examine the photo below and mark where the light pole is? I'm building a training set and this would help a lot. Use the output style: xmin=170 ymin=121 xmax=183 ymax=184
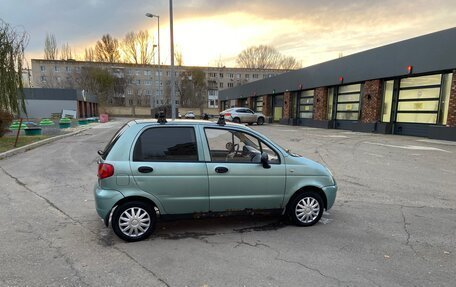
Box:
xmin=145 ymin=13 xmax=160 ymax=113
xmin=169 ymin=0 xmax=176 ymax=119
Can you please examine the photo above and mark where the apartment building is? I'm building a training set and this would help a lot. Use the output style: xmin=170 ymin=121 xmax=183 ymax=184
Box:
xmin=31 ymin=59 xmax=288 ymax=109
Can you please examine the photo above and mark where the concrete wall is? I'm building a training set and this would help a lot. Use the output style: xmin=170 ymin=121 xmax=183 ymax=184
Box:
xmin=20 ymin=99 xmax=77 ymax=119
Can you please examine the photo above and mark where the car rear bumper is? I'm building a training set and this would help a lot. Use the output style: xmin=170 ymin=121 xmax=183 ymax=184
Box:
xmin=94 ymin=184 xmax=124 ymax=222
xmin=322 ymin=185 xmax=337 ymax=210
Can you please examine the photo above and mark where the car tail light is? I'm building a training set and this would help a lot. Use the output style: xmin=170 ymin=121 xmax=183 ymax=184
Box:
xmin=98 ymin=163 xmax=114 ymax=179
xmin=224 ymin=113 xmax=231 ymax=117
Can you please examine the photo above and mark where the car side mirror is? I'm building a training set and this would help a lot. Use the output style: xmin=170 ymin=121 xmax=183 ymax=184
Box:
xmin=261 ymin=152 xmax=271 ymax=169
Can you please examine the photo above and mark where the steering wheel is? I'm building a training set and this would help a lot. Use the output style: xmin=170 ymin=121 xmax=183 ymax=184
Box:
xmin=226 ymin=143 xmax=240 ymax=160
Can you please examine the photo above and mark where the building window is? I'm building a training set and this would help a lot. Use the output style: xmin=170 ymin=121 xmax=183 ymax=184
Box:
xmin=298 ymin=90 xmax=315 ymax=119
xmin=236 ymin=74 xmax=241 ymax=79
xmin=253 ymin=74 xmax=259 ymax=79
xmin=336 ymin=84 xmax=362 ymax=120
xmin=254 ymin=96 xmax=263 ymax=112
xmin=219 ymin=82 xmax=224 ymax=88
xmin=40 ymin=75 xmax=46 ymax=82
xmin=228 ymin=83 xmax=234 ymax=88
xmin=392 ymin=73 xmax=453 ymax=124
xmin=245 ymin=74 xmax=250 ymax=79
xmin=54 ymin=66 xmax=60 ymax=72
xmin=66 ymin=66 xmax=71 ymax=72
xmin=136 ymin=70 xmax=140 ymax=76
xmin=40 ymin=66 xmax=45 ymax=72
xmin=229 ymin=73 xmax=234 ymax=78
xmin=209 ymin=72 xmax=216 ymax=78
xmin=219 ymin=73 xmax=224 ymax=78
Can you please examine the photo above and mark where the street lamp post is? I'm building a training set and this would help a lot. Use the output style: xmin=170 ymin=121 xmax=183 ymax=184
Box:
xmin=169 ymin=0 xmax=176 ymax=119
xmin=145 ymin=13 xmax=160 ymax=113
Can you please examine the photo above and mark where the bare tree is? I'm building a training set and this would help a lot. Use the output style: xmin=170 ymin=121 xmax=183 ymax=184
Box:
xmin=121 ymin=30 xmax=154 ymax=64
xmin=95 ymin=34 xmax=120 ymax=63
xmin=178 ymin=68 xmax=207 ymax=114
xmin=137 ymin=30 xmax=153 ymax=64
xmin=236 ymin=45 xmax=301 ymax=69
xmin=175 ymin=48 xmax=183 ymax=66
xmin=60 ymin=42 xmax=73 ymax=60
xmin=44 ymin=33 xmax=58 ymax=60
xmin=84 ymin=47 xmax=95 ymax=61
xmin=0 ymin=19 xmax=28 ymax=118
xmin=122 ymin=32 xmax=138 ymax=64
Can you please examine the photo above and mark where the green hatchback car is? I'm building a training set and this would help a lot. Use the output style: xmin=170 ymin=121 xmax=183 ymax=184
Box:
xmin=94 ymin=117 xmax=337 ymax=241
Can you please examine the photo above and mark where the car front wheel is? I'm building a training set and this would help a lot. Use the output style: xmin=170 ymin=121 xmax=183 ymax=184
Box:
xmin=233 ymin=117 xmax=241 ymax=123
xmin=257 ymin=117 xmax=264 ymax=125
xmin=112 ymin=201 xmax=156 ymax=242
xmin=288 ymin=191 xmax=324 ymax=226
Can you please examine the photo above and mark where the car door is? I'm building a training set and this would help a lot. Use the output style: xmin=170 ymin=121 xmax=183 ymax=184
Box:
xmin=203 ymin=127 xmax=286 ymax=211
xmin=130 ymin=126 xmax=209 ymax=214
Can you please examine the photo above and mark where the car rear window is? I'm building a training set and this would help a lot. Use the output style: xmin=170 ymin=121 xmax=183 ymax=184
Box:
xmin=99 ymin=123 xmax=129 ymax=160
xmin=133 ymin=127 xmax=198 ymax=162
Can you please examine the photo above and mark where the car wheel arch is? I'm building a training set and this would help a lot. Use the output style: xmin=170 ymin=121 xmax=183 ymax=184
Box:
xmin=109 ymin=196 xmax=160 ymax=225
xmin=286 ymin=186 xmax=328 ymax=212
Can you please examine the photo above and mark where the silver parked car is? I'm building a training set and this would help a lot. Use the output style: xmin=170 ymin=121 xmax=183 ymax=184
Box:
xmin=220 ymin=107 xmax=266 ymax=125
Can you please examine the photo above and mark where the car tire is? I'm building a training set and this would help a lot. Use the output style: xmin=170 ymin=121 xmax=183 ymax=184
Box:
xmin=288 ymin=191 xmax=324 ymax=226
xmin=112 ymin=201 xmax=156 ymax=242
xmin=233 ymin=117 xmax=241 ymax=123
xmin=257 ymin=117 xmax=264 ymax=125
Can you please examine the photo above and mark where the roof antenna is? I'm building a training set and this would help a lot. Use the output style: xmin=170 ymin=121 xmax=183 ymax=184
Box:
xmin=157 ymin=111 xmax=167 ymax=124
xmin=217 ymin=114 xmax=226 ymax=126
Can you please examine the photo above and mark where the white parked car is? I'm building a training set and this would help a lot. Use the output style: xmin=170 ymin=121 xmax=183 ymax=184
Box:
xmin=184 ymin=111 xmax=196 ymax=119
xmin=220 ymin=107 xmax=266 ymax=125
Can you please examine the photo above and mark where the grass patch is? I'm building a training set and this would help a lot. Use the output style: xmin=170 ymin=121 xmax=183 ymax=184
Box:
xmin=0 ymin=135 xmax=49 ymax=153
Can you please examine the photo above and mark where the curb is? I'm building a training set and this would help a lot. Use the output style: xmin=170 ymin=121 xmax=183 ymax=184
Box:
xmin=0 ymin=125 xmax=94 ymax=161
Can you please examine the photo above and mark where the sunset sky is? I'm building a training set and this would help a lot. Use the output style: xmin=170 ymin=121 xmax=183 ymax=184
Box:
xmin=2 ymin=0 xmax=456 ymax=68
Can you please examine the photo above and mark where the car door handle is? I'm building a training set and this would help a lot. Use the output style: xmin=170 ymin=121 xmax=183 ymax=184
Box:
xmin=215 ymin=167 xmax=229 ymax=174
xmin=138 ymin=166 xmax=154 ymax=173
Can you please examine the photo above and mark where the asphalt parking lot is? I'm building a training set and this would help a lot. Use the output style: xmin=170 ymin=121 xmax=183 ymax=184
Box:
xmin=0 ymin=119 xmax=455 ymax=286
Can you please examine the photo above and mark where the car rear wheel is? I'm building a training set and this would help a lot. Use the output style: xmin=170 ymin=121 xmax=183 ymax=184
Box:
xmin=288 ymin=191 xmax=324 ymax=226
xmin=112 ymin=201 xmax=156 ymax=242
xmin=233 ymin=117 xmax=241 ymax=123
xmin=257 ymin=117 xmax=264 ymax=125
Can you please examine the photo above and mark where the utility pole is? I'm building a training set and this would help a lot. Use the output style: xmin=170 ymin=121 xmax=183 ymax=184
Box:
xmin=169 ymin=0 xmax=176 ymax=119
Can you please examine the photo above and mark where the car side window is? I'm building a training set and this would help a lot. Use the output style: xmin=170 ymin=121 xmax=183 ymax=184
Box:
xmin=205 ymin=128 xmax=280 ymax=164
xmin=247 ymin=109 xmax=254 ymax=114
xmin=133 ymin=127 xmax=198 ymax=162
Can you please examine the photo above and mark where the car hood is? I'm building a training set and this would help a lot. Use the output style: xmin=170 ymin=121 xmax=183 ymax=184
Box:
xmin=285 ymin=155 xmax=334 ymax=178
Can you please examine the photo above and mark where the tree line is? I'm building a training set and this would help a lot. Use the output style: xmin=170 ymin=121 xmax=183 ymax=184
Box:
xmin=44 ymin=33 xmax=301 ymax=70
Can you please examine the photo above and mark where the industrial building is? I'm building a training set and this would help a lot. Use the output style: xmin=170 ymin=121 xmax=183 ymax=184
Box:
xmin=219 ymin=28 xmax=456 ymax=141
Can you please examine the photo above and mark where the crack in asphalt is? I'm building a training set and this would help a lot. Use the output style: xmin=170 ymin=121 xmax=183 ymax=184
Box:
xmin=232 ymin=235 xmax=350 ymax=286
xmin=399 ymin=205 xmax=429 ymax=263
xmin=0 ymin=167 xmax=79 ymax=224
xmin=42 ymin=236 xmax=90 ymax=287
xmin=0 ymin=166 xmax=170 ymax=287
xmin=234 ymin=235 xmax=271 ymax=249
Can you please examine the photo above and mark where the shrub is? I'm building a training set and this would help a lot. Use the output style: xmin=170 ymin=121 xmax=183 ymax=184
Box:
xmin=0 ymin=110 xmax=14 ymax=137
